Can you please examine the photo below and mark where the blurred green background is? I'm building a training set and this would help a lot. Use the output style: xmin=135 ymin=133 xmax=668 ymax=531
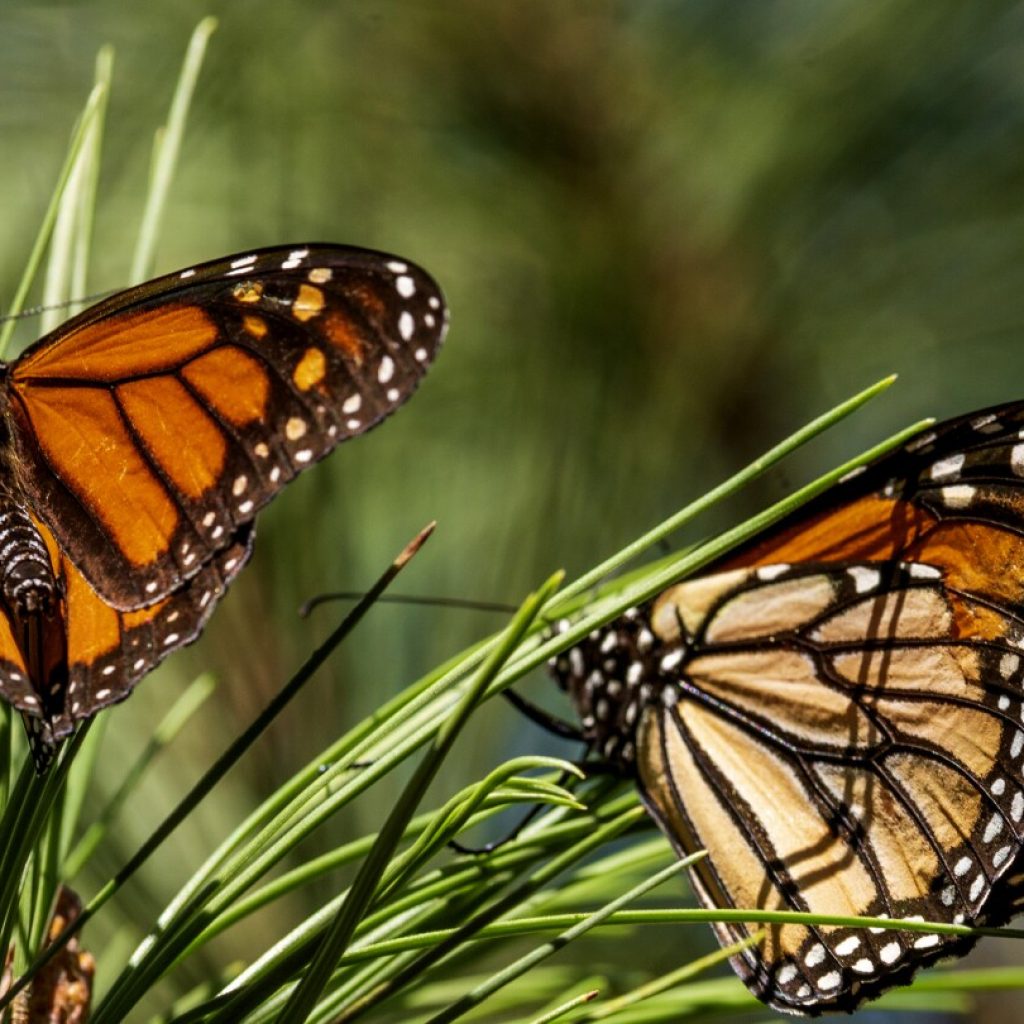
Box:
xmin=2 ymin=1 xmax=1024 ymax=1020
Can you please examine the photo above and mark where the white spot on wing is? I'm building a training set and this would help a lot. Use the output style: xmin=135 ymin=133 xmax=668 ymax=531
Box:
xmin=804 ymin=944 xmax=825 ymax=968
xmin=848 ymin=566 xmax=880 ymax=593
xmin=395 ymin=275 xmax=415 ymax=298
xmin=378 ymin=356 xmax=395 ymax=383
xmin=929 ymin=453 xmax=964 ymax=481
xmin=984 ymin=813 xmax=1004 ymax=843
xmin=398 ymin=311 xmax=414 ymax=340
xmin=879 ymin=941 xmax=901 ymax=964
xmin=969 ymin=873 xmax=985 ymax=901
xmin=659 ymin=649 xmax=684 ymax=672
xmin=940 ymin=484 xmax=976 ymax=509
xmin=756 ymin=564 xmax=790 ymax=581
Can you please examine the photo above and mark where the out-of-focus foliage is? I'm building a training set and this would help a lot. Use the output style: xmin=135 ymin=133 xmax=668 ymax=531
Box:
xmin=2 ymin=2 xmax=1024 ymax=1020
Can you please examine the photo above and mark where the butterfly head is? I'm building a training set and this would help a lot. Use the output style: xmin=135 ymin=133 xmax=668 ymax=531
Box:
xmin=548 ymin=607 xmax=686 ymax=768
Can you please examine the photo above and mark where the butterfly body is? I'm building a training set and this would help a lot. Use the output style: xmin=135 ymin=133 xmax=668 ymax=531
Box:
xmin=0 ymin=244 xmax=446 ymax=769
xmin=550 ymin=402 xmax=1024 ymax=1015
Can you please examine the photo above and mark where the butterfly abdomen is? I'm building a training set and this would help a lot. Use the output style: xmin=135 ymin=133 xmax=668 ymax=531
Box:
xmin=0 ymin=503 xmax=57 ymax=617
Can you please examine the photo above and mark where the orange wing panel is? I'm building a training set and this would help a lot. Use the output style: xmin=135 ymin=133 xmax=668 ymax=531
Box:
xmin=18 ymin=386 xmax=178 ymax=567
xmin=118 ymin=376 xmax=227 ymax=499
xmin=181 ymin=345 xmax=270 ymax=426
xmin=13 ymin=304 xmax=217 ymax=382
xmin=724 ymin=495 xmax=935 ymax=570
xmin=63 ymin=556 xmax=122 ymax=669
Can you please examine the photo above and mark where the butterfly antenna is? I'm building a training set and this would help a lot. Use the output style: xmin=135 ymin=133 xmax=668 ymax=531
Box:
xmin=299 ymin=591 xmax=517 ymax=617
xmin=0 ymin=290 xmax=118 ymax=324
xmin=450 ymin=765 xmax=583 ymax=857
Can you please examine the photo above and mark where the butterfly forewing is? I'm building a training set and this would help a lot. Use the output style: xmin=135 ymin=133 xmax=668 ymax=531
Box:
xmin=0 ymin=243 xmax=444 ymax=768
xmin=551 ymin=400 xmax=1024 ymax=1015
xmin=8 ymin=245 xmax=446 ymax=610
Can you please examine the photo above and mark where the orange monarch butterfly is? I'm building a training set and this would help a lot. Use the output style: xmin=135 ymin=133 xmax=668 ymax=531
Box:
xmin=550 ymin=403 xmax=1024 ymax=1015
xmin=0 ymin=244 xmax=446 ymax=771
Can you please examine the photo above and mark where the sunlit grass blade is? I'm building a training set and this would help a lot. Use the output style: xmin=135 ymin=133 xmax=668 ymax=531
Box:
xmin=524 ymin=988 xmax=600 ymax=1024
xmin=423 ymin=855 xmax=698 ymax=1024
xmin=378 ymin=758 xmax=585 ymax=899
xmin=394 ymin=382 xmax=920 ymax=726
xmin=0 ymin=726 xmax=87 ymax=971
xmin=40 ymin=46 xmax=112 ymax=335
xmin=3 ymin=525 xmax=434 ymax=1022
xmin=554 ymin=373 xmax=898 ymax=606
xmin=63 ymin=673 xmax=217 ymax=879
xmin=571 ymin=930 xmax=763 ymax=1021
xmin=270 ymin=571 xmax=564 ymax=1024
xmin=0 ymin=82 xmax=105 ymax=357
xmin=510 ymin=415 xmax=934 ymax=688
xmin=130 ymin=16 xmax=217 ymax=283
xmin=328 ymin=805 xmax=648 ymax=1023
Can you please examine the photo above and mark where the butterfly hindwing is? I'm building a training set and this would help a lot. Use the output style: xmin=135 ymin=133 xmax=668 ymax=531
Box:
xmin=633 ymin=560 xmax=1024 ymax=1013
xmin=12 ymin=520 xmax=255 ymax=770
xmin=8 ymin=245 xmax=445 ymax=610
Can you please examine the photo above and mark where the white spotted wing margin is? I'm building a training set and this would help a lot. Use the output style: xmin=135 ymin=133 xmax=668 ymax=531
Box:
xmin=12 ymin=526 xmax=254 ymax=773
xmin=633 ymin=559 xmax=1024 ymax=1016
